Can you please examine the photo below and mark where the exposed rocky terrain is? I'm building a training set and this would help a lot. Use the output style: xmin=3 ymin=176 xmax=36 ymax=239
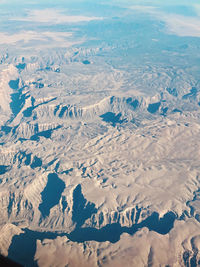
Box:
xmin=1 ymin=1 xmax=200 ymax=266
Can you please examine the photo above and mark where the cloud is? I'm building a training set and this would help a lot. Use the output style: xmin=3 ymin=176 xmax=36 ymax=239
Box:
xmin=0 ymin=31 xmax=82 ymax=47
xmin=163 ymin=14 xmax=200 ymax=37
xmin=128 ymin=4 xmax=200 ymax=38
xmin=11 ymin=9 xmax=103 ymax=24
xmin=193 ymin=4 xmax=200 ymax=16
xmin=129 ymin=5 xmax=157 ymax=12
